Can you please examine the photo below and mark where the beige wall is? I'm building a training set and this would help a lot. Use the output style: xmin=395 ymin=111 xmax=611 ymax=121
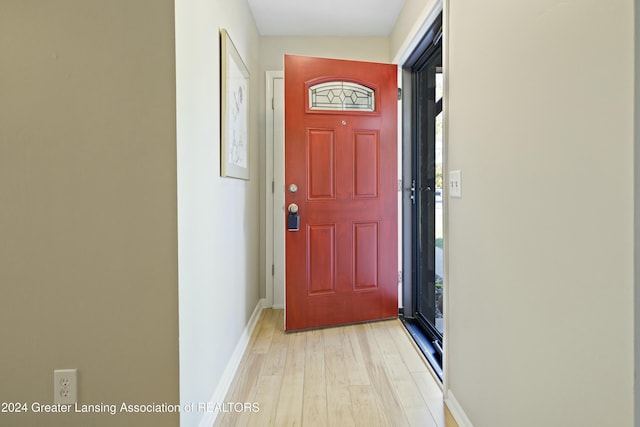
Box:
xmin=442 ymin=1 xmax=634 ymax=426
xmin=260 ymin=36 xmax=390 ymax=70
xmin=390 ymin=0 xmax=440 ymax=61
xmin=175 ymin=0 xmax=262 ymax=425
xmin=0 ymin=1 xmax=179 ymax=426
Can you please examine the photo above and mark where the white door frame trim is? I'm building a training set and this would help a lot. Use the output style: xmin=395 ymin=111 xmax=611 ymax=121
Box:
xmin=265 ymin=71 xmax=284 ymax=309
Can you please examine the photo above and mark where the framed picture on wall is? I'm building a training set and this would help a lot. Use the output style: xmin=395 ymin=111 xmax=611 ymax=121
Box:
xmin=220 ymin=28 xmax=250 ymax=180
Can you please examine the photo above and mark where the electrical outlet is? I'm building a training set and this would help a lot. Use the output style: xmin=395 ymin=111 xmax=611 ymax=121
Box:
xmin=54 ymin=369 xmax=77 ymax=404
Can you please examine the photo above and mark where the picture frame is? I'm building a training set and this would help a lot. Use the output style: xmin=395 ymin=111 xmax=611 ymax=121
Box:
xmin=220 ymin=28 xmax=250 ymax=180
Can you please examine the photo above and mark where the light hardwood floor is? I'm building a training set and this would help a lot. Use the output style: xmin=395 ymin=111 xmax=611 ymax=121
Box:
xmin=214 ymin=309 xmax=458 ymax=427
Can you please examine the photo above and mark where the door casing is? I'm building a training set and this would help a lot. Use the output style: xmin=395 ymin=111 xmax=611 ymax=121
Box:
xmin=265 ymin=71 xmax=285 ymax=309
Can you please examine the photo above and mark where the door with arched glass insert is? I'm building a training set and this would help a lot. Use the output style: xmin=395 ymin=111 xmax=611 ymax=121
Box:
xmin=284 ymin=55 xmax=398 ymax=331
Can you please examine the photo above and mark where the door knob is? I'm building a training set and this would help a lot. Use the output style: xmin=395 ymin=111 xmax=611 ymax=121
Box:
xmin=287 ymin=203 xmax=300 ymax=231
xmin=288 ymin=184 xmax=298 ymax=193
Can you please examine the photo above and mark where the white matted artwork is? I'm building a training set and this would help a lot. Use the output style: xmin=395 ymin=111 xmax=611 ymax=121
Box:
xmin=220 ymin=28 xmax=250 ymax=180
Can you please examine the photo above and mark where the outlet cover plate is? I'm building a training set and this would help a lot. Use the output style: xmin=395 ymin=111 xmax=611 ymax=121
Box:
xmin=54 ymin=369 xmax=77 ymax=404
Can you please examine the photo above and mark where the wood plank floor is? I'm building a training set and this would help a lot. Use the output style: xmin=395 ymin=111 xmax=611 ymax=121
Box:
xmin=214 ymin=309 xmax=458 ymax=427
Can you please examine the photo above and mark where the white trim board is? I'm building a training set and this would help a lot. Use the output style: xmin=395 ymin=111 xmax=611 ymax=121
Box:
xmin=265 ymin=71 xmax=277 ymax=308
xmin=198 ymin=298 xmax=266 ymax=427
xmin=265 ymin=71 xmax=285 ymax=310
xmin=445 ymin=390 xmax=474 ymax=427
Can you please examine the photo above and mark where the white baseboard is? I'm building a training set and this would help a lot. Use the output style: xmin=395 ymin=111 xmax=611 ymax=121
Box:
xmin=445 ymin=389 xmax=474 ymax=427
xmin=198 ymin=298 xmax=266 ymax=427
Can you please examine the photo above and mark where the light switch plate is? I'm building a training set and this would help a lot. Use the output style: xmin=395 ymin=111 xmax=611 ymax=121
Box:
xmin=449 ymin=170 xmax=461 ymax=198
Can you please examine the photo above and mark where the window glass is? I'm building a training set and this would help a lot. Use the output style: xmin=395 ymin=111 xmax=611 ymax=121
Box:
xmin=309 ymin=82 xmax=375 ymax=112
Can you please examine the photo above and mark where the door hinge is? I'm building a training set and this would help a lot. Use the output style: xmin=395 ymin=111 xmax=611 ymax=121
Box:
xmin=271 ymin=97 xmax=275 ymax=110
xmin=398 ymin=270 xmax=403 ymax=284
xmin=397 ymin=88 xmax=402 ymax=101
xmin=272 ymin=264 xmax=275 ymax=276
xmin=272 ymin=181 xmax=275 ymax=193
xmin=398 ymin=179 xmax=402 ymax=192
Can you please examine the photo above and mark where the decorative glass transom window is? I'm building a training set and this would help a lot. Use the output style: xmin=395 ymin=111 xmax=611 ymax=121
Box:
xmin=309 ymin=81 xmax=375 ymax=112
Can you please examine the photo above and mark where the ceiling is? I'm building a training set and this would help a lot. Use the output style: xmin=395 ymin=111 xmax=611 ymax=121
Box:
xmin=247 ymin=0 xmax=406 ymax=36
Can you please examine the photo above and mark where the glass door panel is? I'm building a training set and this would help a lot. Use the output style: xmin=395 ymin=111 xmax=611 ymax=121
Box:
xmin=414 ymin=45 xmax=443 ymax=345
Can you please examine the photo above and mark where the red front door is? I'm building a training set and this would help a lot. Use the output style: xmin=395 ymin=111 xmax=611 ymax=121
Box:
xmin=284 ymin=55 xmax=398 ymax=331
